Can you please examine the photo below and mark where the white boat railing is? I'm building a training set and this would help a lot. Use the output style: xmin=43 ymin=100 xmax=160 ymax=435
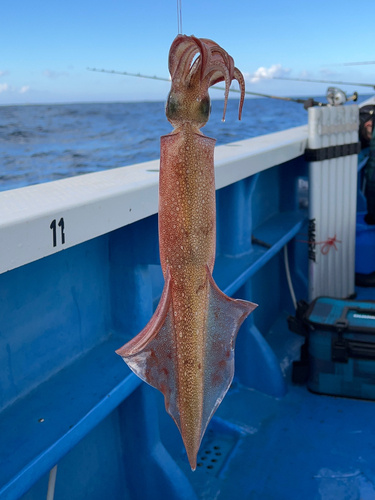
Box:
xmin=0 ymin=125 xmax=307 ymax=275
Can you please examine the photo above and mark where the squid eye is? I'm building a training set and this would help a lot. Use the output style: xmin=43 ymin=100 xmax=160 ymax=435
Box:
xmin=166 ymin=93 xmax=179 ymax=120
xmin=199 ymin=97 xmax=211 ymax=120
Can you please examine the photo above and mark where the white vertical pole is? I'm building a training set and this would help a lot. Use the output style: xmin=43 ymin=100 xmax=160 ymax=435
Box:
xmin=46 ymin=465 xmax=58 ymax=500
xmin=308 ymin=104 xmax=359 ymax=301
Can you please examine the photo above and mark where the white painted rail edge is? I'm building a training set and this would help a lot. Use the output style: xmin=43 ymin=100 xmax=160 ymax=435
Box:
xmin=0 ymin=125 xmax=307 ymax=274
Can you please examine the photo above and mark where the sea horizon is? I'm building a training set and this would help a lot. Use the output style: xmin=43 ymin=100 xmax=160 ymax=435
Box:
xmin=1 ymin=95 xmax=372 ymax=193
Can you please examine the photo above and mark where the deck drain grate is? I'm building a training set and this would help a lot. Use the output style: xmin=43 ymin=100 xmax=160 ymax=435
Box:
xmin=194 ymin=428 xmax=238 ymax=477
xmin=177 ymin=418 xmax=242 ymax=477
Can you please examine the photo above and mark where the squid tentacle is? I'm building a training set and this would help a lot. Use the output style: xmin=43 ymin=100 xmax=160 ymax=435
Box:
xmin=202 ymin=44 xmax=235 ymax=79
xmin=190 ymin=36 xmax=210 ymax=80
xmin=202 ymin=61 xmax=232 ymax=120
xmin=169 ymin=38 xmax=199 ymax=81
xmin=168 ymin=35 xmax=245 ymax=123
xmin=233 ymin=67 xmax=246 ymax=119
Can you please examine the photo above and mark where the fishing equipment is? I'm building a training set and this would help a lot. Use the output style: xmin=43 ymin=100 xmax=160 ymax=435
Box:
xmin=270 ymin=75 xmax=375 ymax=90
xmin=324 ymin=60 xmax=375 ymax=67
xmin=87 ymin=69 xmax=358 ymax=109
xmin=291 ymin=297 xmax=375 ymax=400
xmin=326 ymin=87 xmax=357 ymax=106
xmin=86 ymin=67 xmax=325 ymax=108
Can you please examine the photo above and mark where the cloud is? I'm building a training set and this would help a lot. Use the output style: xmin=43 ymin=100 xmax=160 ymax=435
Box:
xmin=246 ymin=64 xmax=291 ymax=83
xmin=299 ymin=69 xmax=313 ymax=78
xmin=319 ymin=68 xmax=339 ymax=76
xmin=43 ymin=69 xmax=69 ymax=79
xmin=0 ymin=70 xmax=9 ymax=78
xmin=0 ymin=84 xmax=30 ymax=94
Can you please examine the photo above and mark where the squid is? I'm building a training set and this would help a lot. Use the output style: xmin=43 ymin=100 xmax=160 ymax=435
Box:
xmin=116 ymin=35 xmax=257 ymax=470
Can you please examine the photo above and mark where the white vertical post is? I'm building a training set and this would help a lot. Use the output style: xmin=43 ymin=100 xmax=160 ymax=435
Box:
xmin=307 ymin=104 xmax=359 ymax=301
xmin=46 ymin=465 xmax=58 ymax=500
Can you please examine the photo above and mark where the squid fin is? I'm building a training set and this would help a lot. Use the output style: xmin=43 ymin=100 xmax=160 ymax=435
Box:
xmin=182 ymin=268 xmax=257 ymax=470
xmin=116 ymin=266 xmax=257 ymax=470
xmin=199 ymin=268 xmax=257 ymax=440
xmin=116 ymin=267 xmax=182 ymax=430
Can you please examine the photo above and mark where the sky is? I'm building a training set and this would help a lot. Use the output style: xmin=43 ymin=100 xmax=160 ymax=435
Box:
xmin=1 ymin=0 xmax=374 ymax=105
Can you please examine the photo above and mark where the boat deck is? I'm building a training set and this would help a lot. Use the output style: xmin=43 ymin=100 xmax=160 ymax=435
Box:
xmin=1 ymin=118 xmax=372 ymax=499
xmin=169 ymin=287 xmax=375 ymax=499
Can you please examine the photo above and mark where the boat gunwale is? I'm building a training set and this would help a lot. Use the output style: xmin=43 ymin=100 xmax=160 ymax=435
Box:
xmin=0 ymin=125 xmax=308 ymax=275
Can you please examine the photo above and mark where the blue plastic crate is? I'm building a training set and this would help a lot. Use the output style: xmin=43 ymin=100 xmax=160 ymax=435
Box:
xmin=355 ymin=212 xmax=375 ymax=275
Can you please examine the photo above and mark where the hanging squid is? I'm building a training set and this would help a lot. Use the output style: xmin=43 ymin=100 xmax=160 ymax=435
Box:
xmin=116 ymin=34 xmax=257 ymax=470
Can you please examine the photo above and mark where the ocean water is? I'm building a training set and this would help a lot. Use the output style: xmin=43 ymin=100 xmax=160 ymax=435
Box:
xmin=0 ymin=96 xmax=370 ymax=192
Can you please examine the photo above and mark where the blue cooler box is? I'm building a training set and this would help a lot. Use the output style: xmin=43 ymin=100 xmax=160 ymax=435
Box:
xmin=306 ymin=297 xmax=375 ymax=400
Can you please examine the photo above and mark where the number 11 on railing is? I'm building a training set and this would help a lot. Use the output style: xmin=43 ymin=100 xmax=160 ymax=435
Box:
xmin=50 ymin=218 xmax=65 ymax=247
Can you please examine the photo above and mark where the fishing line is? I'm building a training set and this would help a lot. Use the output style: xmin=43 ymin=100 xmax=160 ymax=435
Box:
xmin=325 ymin=61 xmax=375 ymax=67
xmin=270 ymin=75 xmax=375 ymax=89
xmin=87 ymin=68 xmax=170 ymax=82
xmin=177 ymin=0 xmax=183 ymax=34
